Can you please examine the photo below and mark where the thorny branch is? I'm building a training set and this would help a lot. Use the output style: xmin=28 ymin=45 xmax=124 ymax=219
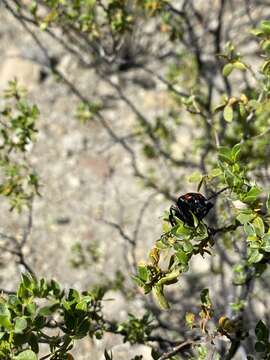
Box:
xmin=157 ymin=338 xmax=199 ymax=360
xmin=0 ymin=200 xmax=35 ymax=279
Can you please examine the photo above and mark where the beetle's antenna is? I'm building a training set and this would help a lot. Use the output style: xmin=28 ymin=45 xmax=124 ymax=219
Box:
xmin=207 ymin=186 xmax=229 ymax=200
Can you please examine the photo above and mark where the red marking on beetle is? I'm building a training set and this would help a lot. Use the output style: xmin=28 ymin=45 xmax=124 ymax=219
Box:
xmin=183 ymin=194 xmax=193 ymax=200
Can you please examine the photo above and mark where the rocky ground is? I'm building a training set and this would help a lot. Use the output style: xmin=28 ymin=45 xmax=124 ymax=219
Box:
xmin=0 ymin=6 xmax=188 ymax=359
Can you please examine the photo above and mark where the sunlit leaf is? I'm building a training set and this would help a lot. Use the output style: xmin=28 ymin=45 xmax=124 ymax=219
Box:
xmin=13 ymin=350 xmax=38 ymax=360
xmin=252 ymin=216 xmax=265 ymax=237
xmin=233 ymin=61 xmax=247 ymax=71
xmin=248 ymin=249 xmax=263 ymax=264
xmin=223 ymin=105 xmax=233 ymax=122
xmin=222 ymin=63 xmax=234 ymax=77
xmin=14 ymin=317 xmax=28 ymax=334
xmin=243 ymin=186 xmax=262 ymax=203
xmin=153 ymin=285 xmax=169 ymax=310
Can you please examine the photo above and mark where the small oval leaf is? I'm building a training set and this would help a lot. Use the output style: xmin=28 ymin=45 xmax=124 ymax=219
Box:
xmin=223 ymin=105 xmax=234 ymax=122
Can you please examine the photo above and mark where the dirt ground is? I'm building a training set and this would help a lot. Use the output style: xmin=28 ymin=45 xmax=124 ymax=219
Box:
xmin=0 ymin=7 xmax=185 ymax=359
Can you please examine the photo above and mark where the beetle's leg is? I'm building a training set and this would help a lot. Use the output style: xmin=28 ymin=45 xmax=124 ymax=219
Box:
xmin=169 ymin=205 xmax=177 ymax=226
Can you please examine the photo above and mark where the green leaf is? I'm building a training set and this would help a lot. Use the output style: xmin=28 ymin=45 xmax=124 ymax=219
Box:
xmin=13 ymin=350 xmax=38 ymax=360
xmin=156 ymin=269 xmax=180 ymax=286
xmin=255 ymin=341 xmax=266 ymax=353
xmin=266 ymin=193 xmax=270 ymax=213
xmin=143 ymin=284 xmax=152 ymax=295
xmin=193 ymin=222 xmax=208 ymax=241
xmin=175 ymin=249 xmax=188 ymax=265
xmin=255 ymin=320 xmax=269 ymax=342
xmin=230 ymin=300 xmax=245 ymax=312
xmin=214 ymin=101 xmax=226 ymax=113
xmin=222 ymin=63 xmax=234 ymax=77
xmin=262 ymin=234 xmax=270 ymax=252
xmin=33 ymin=315 xmax=46 ymax=329
xmin=239 ymin=102 xmax=246 ymax=117
xmin=185 ymin=312 xmax=195 ymax=328
xmin=188 ymin=171 xmax=202 ymax=183
xmin=38 ymin=305 xmax=54 ymax=316
xmin=14 ymin=317 xmax=28 ymax=334
xmin=200 ymin=288 xmax=211 ymax=307
xmin=223 ymin=105 xmax=233 ymax=122
xmin=250 ymin=28 xmax=264 ymax=37
xmin=236 ymin=210 xmax=255 ymax=224
xmin=162 ymin=221 xmax=170 ymax=233
xmin=40 ymin=21 xmax=48 ymax=30
xmin=218 ymin=147 xmax=233 ymax=164
xmin=77 ymin=318 xmax=90 ymax=337
xmin=0 ymin=303 xmax=11 ymax=317
xmin=152 ymin=285 xmax=170 ymax=310
xmin=248 ymin=237 xmax=259 ymax=247
xmin=156 ymin=240 xmax=168 ymax=250
xmin=248 ymin=99 xmax=259 ymax=110
xmin=232 ymin=61 xmax=247 ymax=71
xmin=231 ymin=143 xmax=241 ymax=162
xmin=21 ymin=273 xmax=33 ymax=289
xmin=182 ymin=240 xmax=193 ymax=253
xmin=8 ymin=295 xmax=21 ymax=310
xmin=138 ymin=264 xmax=148 ymax=282
xmin=76 ymin=296 xmax=92 ymax=311
xmin=262 ymin=59 xmax=270 ymax=75
xmin=75 ymin=300 xmax=88 ymax=312
xmin=261 ymin=20 xmax=270 ymax=35
xmin=233 ymin=264 xmax=247 ymax=285
xmin=68 ymin=288 xmax=80 ymax=301
xmin=248 ymin=249 xmax=263 ymax=264
xmin=208 ymin=168 xmax=222 ymax=178
xmin=50 ymin=279 xmax=61 ymax=296
xmin=174 ymin=224 xmax=191 ymax=239
xmin=262 ymin=40 xmax=270 ymax=53
xmin=0 ymin=303 xmax=12 ymax=329
xmin=132 ymin=275 xmax=145 ymax=287
xmin=192 ymin=213 xmax=199 ymax=228
xmin=29 ymin=333 xmax=39 ymax=353
xmin=244 ymin=222 xmax=256 ymax=236
xmin=252 ymin=216 xmax=265 ymax=237
xmin=26 ymin=303 xmax=36 ymax=316
xmin=243 ymin=186 xmax=262 ymax=203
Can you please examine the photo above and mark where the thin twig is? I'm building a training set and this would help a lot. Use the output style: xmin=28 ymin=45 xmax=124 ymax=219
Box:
xmin=21 ymin=199 xmax=33 ymax=247
xmin=157 ymin=339 xmax=194 ymax=360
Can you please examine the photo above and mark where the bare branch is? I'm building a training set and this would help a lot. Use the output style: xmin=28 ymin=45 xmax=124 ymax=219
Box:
xmin=157 ymin=339 xmax=195 ymax=360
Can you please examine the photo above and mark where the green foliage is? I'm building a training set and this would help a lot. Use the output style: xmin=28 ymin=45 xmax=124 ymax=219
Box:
xmin=221 ymin=42 xmax=248 ymax=78
xmin=75 ymin=101 xmax=103 ymax=123
xmin=130 ymin=21 xmax=270 ymax=357
xmin=13 ymin=350 xmax=38 ymax=360
xmin=254 ymin=320 xmax=270 ymax=359
xmin=117 ymin=313 xmax=154 ymax=344
xmin=70 ymin=240 xmax=101 ymax=269
xmin=135 ymin=142 xmax=270 ymax=310
xmin=0 ymin=273 xmax=107 ymax=359
xmin=0 ymin=272 xmax=155 ymax=359
xmin=0 ymin=80 xmax=40 ymax=211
